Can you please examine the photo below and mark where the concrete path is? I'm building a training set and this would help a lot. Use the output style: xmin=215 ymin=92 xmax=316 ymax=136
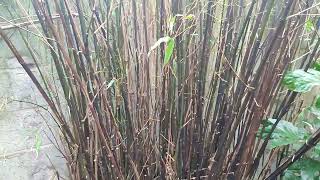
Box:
xmin=0 ymin=56 xmax=68 ymax=180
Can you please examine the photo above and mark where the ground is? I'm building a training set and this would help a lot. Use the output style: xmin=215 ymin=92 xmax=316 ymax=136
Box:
xmin=0 ymin=56 xmax=67 ymax=180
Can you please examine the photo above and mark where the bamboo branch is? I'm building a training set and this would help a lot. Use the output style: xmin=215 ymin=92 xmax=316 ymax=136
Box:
xmin=0 ymin=13 xmax=78 ymax=30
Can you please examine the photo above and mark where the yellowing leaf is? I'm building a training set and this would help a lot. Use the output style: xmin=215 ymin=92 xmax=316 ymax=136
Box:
xmin=168 ymin=16 xmax=176 ymax=32
xmin=148 ymin=36 xmax=171 ymax=57
xmin=148 ymin=36 xmax=175 ymax=66
xmin=185 ymin=14 xmax=195 ymax=20
xmin=305 ymin=19 xmax=314 ymax=32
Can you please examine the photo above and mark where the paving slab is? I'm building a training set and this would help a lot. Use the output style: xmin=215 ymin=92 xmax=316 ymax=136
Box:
xmin=0 ymin=56 xmax=68 ymax=180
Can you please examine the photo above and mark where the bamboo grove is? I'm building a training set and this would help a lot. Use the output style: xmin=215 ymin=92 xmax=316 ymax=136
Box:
xmin=1 ymin=0 xmax=320 ymax=179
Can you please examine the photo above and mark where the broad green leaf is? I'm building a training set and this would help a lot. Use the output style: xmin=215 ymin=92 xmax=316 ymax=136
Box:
xmin=313 ymin=145 xmax=320 ymax=159
xmin=301 ymin=170 xmax=314 ymax=180
xmin=310 ymin=106 xmax=320 ymax=116
xmin=313 ymin=61 xmax=320 ymax=71
xmin=267 ymin=119 xmax=306 ymax=148
xmin=312 ymin=117 xmax=320 ymax=130
xmin=287 ymin=158 xmax=320 ymax=180
xmin=148 ymin=36 xmax=171 ymax=57
xmin=283 ymin=170 xmax=301 ymax=180
xmin=164 ymin=37 xmax=175 ymax=66
xmin=283 ymin=69 xmax=320 ymax=93
xmin=298 ymin=106 xmax=320 ymax=129
xmin=305 ymin=19 xmax=314 ymax=32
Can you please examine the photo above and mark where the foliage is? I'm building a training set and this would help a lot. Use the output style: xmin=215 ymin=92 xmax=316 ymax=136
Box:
xmin=149 ymin=36 xmax=175 ymax=66
xmin=305 ymin=19 xmax=314 ymax=32
xmin=1 ymin=0 xmax=320 ymax=179
xmin=261 ymin=119 xmax=307 ymax=148
xmin=260 ymin=106 xmax=320 ymax=179
xmin=313 ymin=61 xmax=320 ymax=71
xmin=284 ymin=158 xmax=320 ymax=180
xmin=164 ymin=37 xmax=175 ymax=65
xmin=283 ymin=69 xmax=320 ymax=92
xmin=260 ymin=66 xmax=320 ymax=179
xmin=34 ymin=131 xmax=42 ymax=158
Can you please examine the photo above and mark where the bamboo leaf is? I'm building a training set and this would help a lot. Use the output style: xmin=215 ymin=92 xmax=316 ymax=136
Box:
xmin=185 ymin=14 xmax=195 ymax=20
xmin=164 ymin=37 xmax=175 ymax=66
xmin=305 ymin=19 xmax=314 ymax=32
xmin=107 ymin=79 xmax=115 ymax=89
xmin=35 ymin=132 xmax=42 ymax=158
xmin=148 ymin=36 xmax=171 ymax=57
xmin=148 ymin=36 xmax=175 ymax=66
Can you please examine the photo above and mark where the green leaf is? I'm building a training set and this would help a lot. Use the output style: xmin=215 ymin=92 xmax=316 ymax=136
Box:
xmin=257 ymin=119 xmax=273 ymax=138
xmin=164 ymin=37 xmax=175 ymax=66
xmin=300 ymin=170 xmax=314 ymax=180
xmin=298 ymin=106 xmax=320 ymax=130
xmin=305 ymin=19 xmax=314 ymax=32
xmin=308 ymin=107 xmax=320 ymax=118
xmin=283 ymin=170 xmax=301 ymax=180
xmin=267 ymin=119 xmax=306 ymax=148
xmin=313 ymin=145 xmax=320 ymax=159
xmin=34 ymin=133 xmax=42 ymax=157
xmin=283 ymin=69 xmax=320 ymax=93
xmin=313 ymin=61 xmax=320 ymax=71
xmin=288 ymin=158 xmax=320 ymax=180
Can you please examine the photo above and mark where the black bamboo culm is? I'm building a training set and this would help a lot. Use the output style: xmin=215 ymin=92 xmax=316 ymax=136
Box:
xmin=1 ymin=0 xmax=320 ymax=179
